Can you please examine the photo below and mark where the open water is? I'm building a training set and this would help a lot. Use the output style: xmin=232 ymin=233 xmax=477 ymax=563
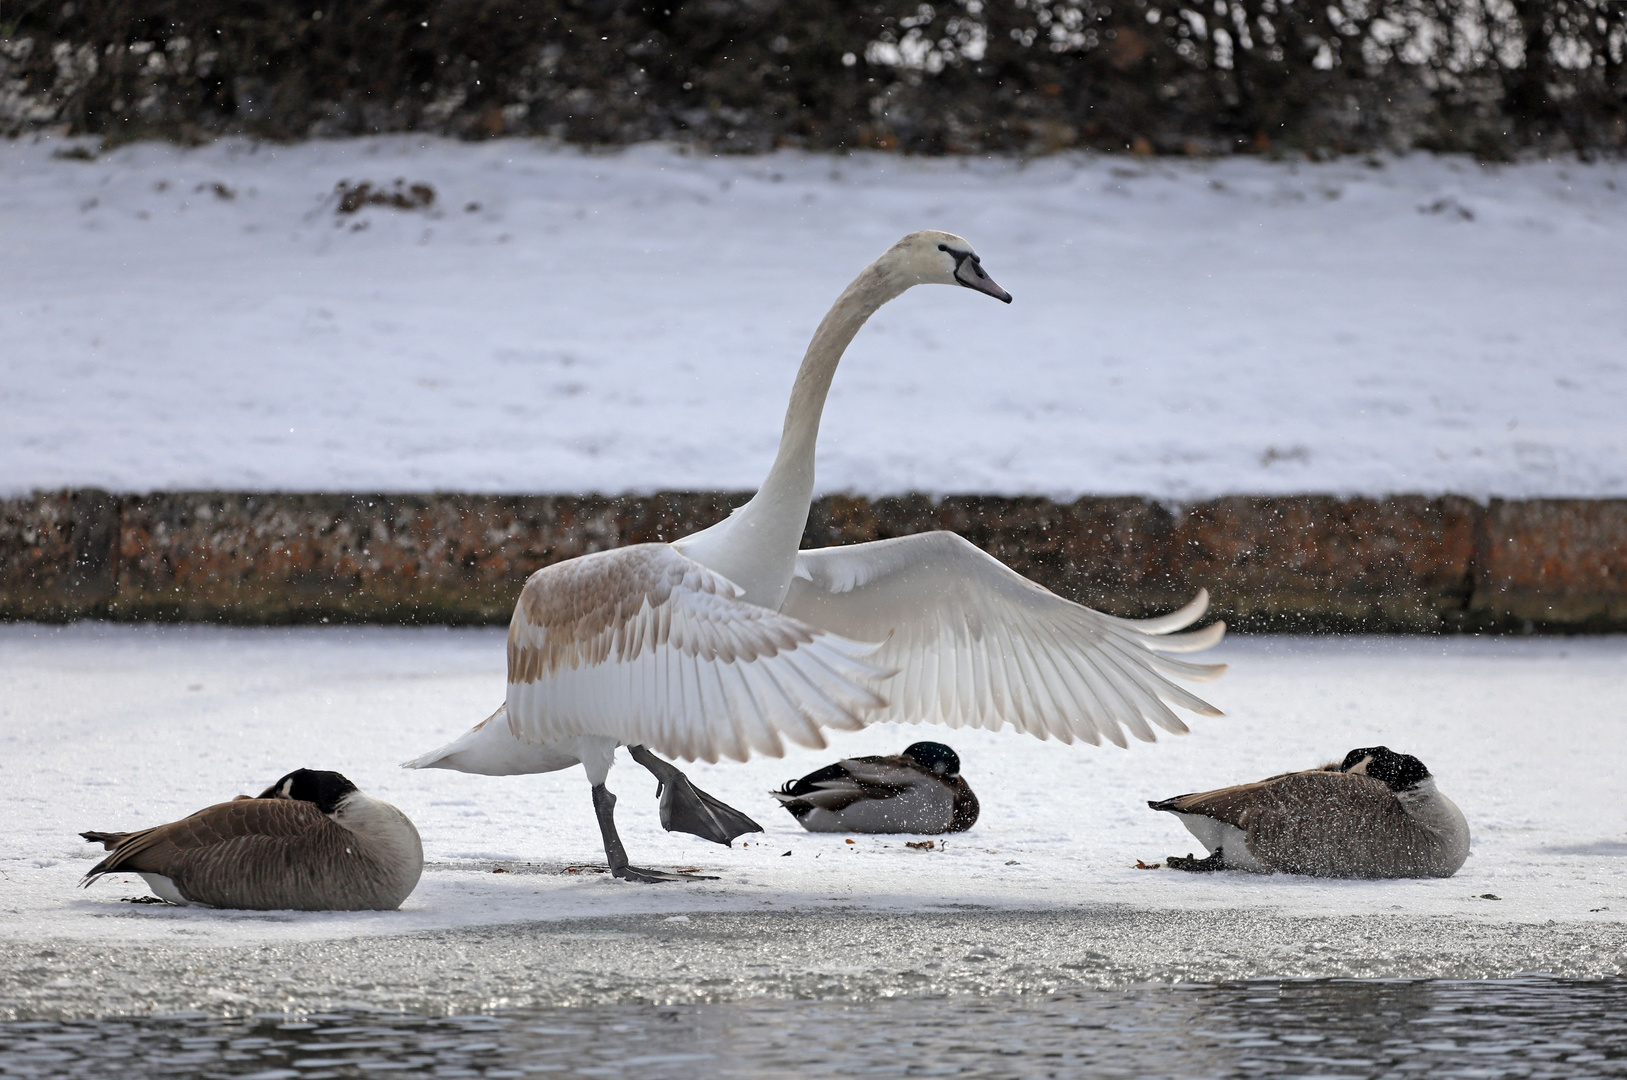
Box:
xmin=2 ymin=977 xmax=1622 ymax=1079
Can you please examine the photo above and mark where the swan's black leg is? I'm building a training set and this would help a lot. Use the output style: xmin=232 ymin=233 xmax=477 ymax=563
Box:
xmin=1166 ymin=848 xmax=1227 ymax=872
xmin=590 ymin=782 xmax=717 ymax=883
xmin=627 ymin=745 xmax=764 ymax=846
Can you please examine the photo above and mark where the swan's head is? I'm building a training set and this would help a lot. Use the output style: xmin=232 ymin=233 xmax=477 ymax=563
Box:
xmin=884 ymin=230 xmax=1012 ymax=303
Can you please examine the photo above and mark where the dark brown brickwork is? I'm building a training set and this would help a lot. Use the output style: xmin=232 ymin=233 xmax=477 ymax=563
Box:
xmin=1470 ymin=500 xmax=1627 ymax=629
xmin=2 ymin=490 xmax=1623 ymax=631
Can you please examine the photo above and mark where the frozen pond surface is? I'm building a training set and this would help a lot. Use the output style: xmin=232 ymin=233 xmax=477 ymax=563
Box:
xmin=1 ymin=626 xmax=1623 ymax=1023
xmin=3 ymin=976 xmax=1623 ymax=1079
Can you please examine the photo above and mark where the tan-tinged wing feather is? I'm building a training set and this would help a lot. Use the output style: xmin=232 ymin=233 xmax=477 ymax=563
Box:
xmin=782 ymin=532 xmax=1225 ymax=747
xmin=504 ymin=544 xmax=889 ymax=763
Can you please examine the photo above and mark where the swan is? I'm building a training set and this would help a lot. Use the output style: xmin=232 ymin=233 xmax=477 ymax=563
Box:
xmin=81 ymin=769 xmax=424 ymax=909
xmin=772 ymin=741 xmax=979 ymax=834
xmin=408 ymin=230 xmax=1225 ymax=882
xmin=1149 ymin=746 xmax=1470 ymax=878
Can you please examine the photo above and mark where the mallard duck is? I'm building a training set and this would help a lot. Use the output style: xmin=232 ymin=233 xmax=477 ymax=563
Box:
xmin=772 ymin=742 xmax=979 ymax=834
xmin=1148 ymin=746 xmax=1469 ymax=878
xmin=80 ymin=769 xmax=423 ymax=910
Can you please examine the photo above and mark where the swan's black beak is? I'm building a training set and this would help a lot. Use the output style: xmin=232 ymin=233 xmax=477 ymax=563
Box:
xmin=953 ymin=256 xmax=1012 ymax=303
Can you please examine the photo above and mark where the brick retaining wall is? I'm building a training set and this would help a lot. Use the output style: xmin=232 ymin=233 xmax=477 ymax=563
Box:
xmin=2 ymin=491 xmax=1623 ymax=631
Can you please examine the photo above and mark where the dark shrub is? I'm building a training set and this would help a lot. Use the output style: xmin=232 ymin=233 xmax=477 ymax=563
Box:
xmin=3 ymin=0 xmax=1623 ymax=154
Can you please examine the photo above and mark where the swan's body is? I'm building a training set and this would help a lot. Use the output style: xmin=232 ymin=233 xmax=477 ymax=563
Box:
xmin=409 ymin=230 xmax=1225 ymax=880
xmin=81 ymin=770 xmax=423 ymax=910
xmin=773 ymin=741 xmax=979 ymax=835
xmin=1150 ymin=747 xmax=1470 ymax=878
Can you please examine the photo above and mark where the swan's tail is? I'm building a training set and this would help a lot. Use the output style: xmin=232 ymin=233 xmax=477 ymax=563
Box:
xmin=402 ymin=745 xmax=453 ymax=770
xmin=402 ymin=704 xmax=505 ymax=771
xmin=402 ymin=704 xmax=590 ymax=776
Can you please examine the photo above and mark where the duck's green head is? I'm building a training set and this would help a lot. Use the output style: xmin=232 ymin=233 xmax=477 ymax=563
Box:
xmin=903 ymin=742 xmax=961 ymax=778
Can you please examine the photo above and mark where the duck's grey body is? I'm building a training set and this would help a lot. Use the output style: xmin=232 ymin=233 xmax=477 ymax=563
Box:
xmin=1149 ymin=746 xmax=1469 ymax=879
xmin=81 ymin=770 xmax=424 ymax=911
xmin=773 ymin=742 xmax=979 ymax=835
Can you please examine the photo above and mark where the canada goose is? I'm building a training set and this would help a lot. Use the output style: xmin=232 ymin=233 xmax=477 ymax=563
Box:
xmin=81 ymin=769 xmax=423 ymax=910
xmin=772 ymin=741 xmax=979 ymax=834
xmin=409 ymin=231 xmax=1224 ymax=882
xmin=1148 ymin=746 xmax=1470 ymax=878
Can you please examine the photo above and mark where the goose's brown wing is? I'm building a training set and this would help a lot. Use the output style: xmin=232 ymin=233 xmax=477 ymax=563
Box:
xmin=1156 ymin=771 xmax=1414 ymax=877
xmin=82 ymin=798 xmax=357 ymax=905
xmin=84 ymin=798 xmax=327 ymax=876
xmin=1149 ymin=768 xmax=1325 ymax=824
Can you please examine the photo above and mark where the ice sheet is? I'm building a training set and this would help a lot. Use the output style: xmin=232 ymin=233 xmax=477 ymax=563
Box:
xmin=2 ymin=624 xmax=1622 ymax=948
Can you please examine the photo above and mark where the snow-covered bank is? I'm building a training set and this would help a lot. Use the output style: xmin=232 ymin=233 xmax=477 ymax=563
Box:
xmin=3 ymin=137 xmax=1624 ymax=501
xmin=1 ymin=625 xmax=1622 ymax=954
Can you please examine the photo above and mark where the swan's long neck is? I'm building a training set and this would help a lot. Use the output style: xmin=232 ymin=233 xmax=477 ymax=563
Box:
xmin=675 ymin=261 xmax=906 ymax=609
xmin=763 ymin=264 xmax=899 ymax=521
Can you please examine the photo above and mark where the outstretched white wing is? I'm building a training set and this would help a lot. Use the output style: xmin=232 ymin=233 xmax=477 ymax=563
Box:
xmin=505 ymin=543 xmax=887 ymax=763
xmin=781 ymin=532 xmax=1225 ymax=748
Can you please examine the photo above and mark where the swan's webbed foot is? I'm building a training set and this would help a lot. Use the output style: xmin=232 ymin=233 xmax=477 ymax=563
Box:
xmin=1166 ymin=849 xmax=1227 ymax=872
xmin=612 ymin=865 xmax=718 ymax=883
xmin=627 ymin=744 xmax=764 ymax=846
xmin=591 ymin=782 xmax=719 ymax=885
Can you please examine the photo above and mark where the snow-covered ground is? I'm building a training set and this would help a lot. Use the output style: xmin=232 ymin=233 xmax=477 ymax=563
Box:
xmin=2 ymin=624 xmax=1622 ymax=948
xmin=3 ymin=136 xmax=1624 ymax=501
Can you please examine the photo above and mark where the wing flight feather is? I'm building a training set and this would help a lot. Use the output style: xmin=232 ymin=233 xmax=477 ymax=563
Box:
xmin=781 ymin=531 xmax=1225 ymax=747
